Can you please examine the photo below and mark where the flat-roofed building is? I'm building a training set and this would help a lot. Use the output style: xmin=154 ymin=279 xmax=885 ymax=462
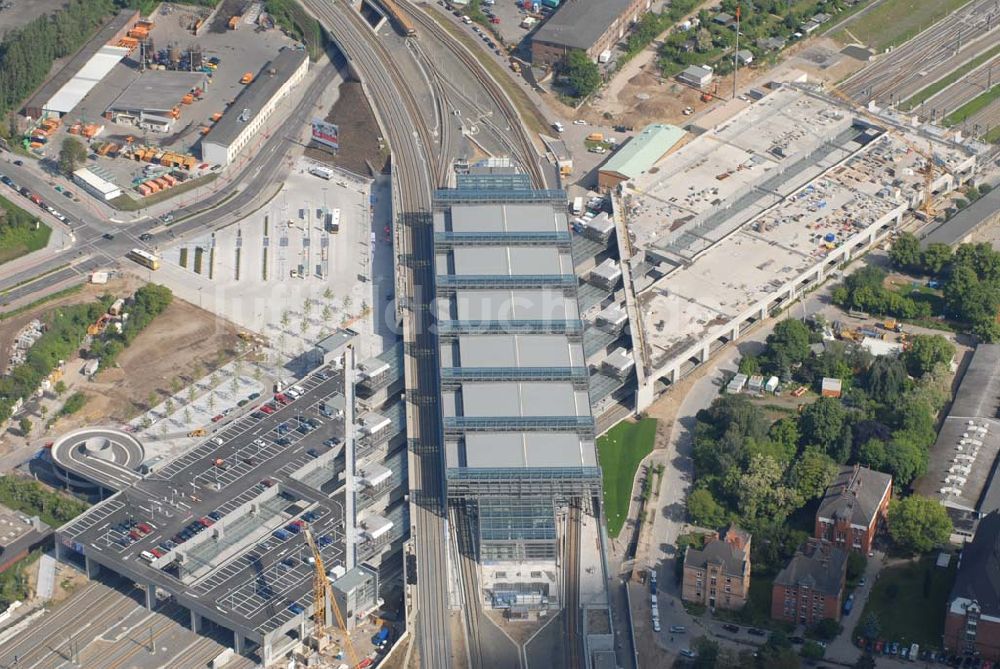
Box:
xmin=434 ymin=183 xmax=600 ymax=612
xmin=530 ymin=0 xmax=652 ymax=67
xmin=201 ymin=49 xmax=308 ymax=166
xmin=73 ymin=167 xmax=122 ymax=201
xmin=677 ymin=64 xmax=713 ymax=88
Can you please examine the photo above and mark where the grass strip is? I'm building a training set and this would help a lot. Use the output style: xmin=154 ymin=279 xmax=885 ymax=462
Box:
xmin=597 ymin=418 xmax=657 ymax=538
xmin=902 ymin=45 xmax=1000 ymax=111
xmin=943 ymin=84 xmax=1000 ymax=126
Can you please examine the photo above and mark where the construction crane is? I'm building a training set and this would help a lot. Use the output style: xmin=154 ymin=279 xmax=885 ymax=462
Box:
xmin=824 ymin=83 xmax=949 ymax=220
xmin=303 ymin=526 xmax=361 ymax=668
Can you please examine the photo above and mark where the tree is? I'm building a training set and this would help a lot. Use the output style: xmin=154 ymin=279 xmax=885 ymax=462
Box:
xmin=799 ymin=398 xmax=848 ymax=457
xmin=921 ymin=243 xmax=953 ymax=275
xmin=687 ymin=488 xmax=728 ymax=528
xmin=889 ymin=232 xmax=921 ymax=271
xmin=810 ymin=618 xmax=841 ymax=641
xmin=788 ymin=447 xmax=837 ymax=501
xmin=163 ymin=398 xmax=174 ymax=417
xmin=738 ymin=354 xmax=759 ymax=376
xmin=280 ymin=310 xmax=291 ymax=329
xmin=18 ymin=417 xmax=31 ymax=436
xmin=207 ymin=392 xmax=216 ymax=413
xmin=888 ymin=495 xmax=953 ymax=553
xmin=730 ymin=453 xmax=799 ymax=525
xmin=692 ymin=636 xmax=720 ymax=668
xmin=864 ymin=356 xmax=908 ymax=405
xmin=846 ymin=551 xmax=867 ymax=582
xmin=562 ymin=49 xmax=601 ymax=98
xmin=859 ymin=612 xmax=881 ymax=641
xmin=58 ymin=136 xmax=87 ymax=176
xmin=882 ymin=433 xmax=928 ymax=485
xmin=321 ymin=305 xmax=332 ymax=323
xmin=765 ymin=319 xmax=811 ymax=369
xmin=147 ymin=391 xmax=158 ymax=409
xmin=800 ymin=641 xmax=825 ymax=661
xmin=323 ymin=287 xmax=334 ymax=301
xmin=903 ymin=334 xmax=956 ymax=378
xmin=854 ymin=653 xmax=877 ymax=669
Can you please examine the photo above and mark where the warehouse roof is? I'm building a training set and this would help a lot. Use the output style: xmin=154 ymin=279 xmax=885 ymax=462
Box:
xmin=203 ymin=49 xmax=307 ymax=148
xmin=108 ymin=71 xmax=207 ymax=114
xmin=531 ymin=0 xmax=635 ymax=51
xmin=915 ymin=345 xmax=1000 ymax=516
xmin=599 ymin=124 xmax=685 ymax=180
xmin=73 ymin=167 xmax=120 ymax=197
xmin=921 ymin=187 xmax=1000 ymax=248
xmin=44 ymin=45 xmax=129 ymax=115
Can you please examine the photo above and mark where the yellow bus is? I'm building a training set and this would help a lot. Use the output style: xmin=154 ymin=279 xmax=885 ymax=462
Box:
xmin=127 ymin=248 xmax=160 ymax=270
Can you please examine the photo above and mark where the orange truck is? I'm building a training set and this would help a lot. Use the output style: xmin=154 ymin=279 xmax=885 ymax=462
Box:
xmin=240 ymin=72 xmax=253 ymax=84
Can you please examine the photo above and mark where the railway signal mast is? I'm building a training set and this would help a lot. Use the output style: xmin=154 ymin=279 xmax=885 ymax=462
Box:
xmin=733 ymin=4 xmax=741 ymax=100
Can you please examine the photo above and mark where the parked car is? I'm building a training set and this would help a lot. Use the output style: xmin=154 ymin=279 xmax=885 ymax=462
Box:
xmin=721 ymin=624 xmax=740 ymax=633
xmin=288 ymin=602 xmax=305 ymax=614
xmin=670 ymin=625 xmax=686 ymax=633
xmin=679 ymin=649 xmax=697 ymax=658
xmin=748 ymin=628 xmax=766 ymax=637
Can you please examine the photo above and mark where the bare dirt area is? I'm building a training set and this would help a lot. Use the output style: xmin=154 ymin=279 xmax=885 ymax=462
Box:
xmin=574 ymin=36 xmax=865 ymax=129
xmin=0 ymin=275 xmax=144 ymax=372
xmin=305 ymin=79 xmax=388 ymax=177
xmin=61 ymin=298 xmax=242 ymax=427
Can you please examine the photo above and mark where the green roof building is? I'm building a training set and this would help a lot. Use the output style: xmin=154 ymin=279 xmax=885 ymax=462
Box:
xmin=598 ymin=124 xmax=685 ymax=190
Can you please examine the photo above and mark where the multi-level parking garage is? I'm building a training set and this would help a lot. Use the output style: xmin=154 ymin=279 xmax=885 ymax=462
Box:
xmin=54 ymin=363 xmax=360 ymax=664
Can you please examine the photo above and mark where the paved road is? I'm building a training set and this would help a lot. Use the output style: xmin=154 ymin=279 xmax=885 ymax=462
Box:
xmin=0 ymin=59 xmax=338 ymax=307
xmin=842 ymin=0 xmax=1000 ymax=106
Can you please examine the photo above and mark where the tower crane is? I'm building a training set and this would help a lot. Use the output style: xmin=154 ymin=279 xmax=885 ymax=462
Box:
xmin=303 ymin=526 xmax=361 ymax=668
xmin=823 ymin=82 xmax=951 ymax=221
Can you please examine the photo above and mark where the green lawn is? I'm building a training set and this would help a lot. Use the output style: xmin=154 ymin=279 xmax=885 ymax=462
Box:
xmin=853 ymin=555 xmax=957 ymax=649
xmin=833 ymin=0 xmax=974 ymax=50
xmin=0 ymin=195 xmax=51 ymax=265
xmin=944 ymin=84 xmax=1000 ymax=126
xmin=901 ymin=43 xmax=1000 ymax=110
xmin=597 ymin=418 xmax=657 ymax=537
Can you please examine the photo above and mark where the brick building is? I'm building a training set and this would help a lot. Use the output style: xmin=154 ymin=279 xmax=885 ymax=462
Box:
xmin=815 ymin=464 xmax=892 ymax=555
xmin=772 ymin=539 xmax=847 ymax=625
xmin=530 ymin=0 xmax=652 ymax=67
xmin=681 ymin=526 xmax=751 ymax=610
xmin=944 ymin=511 xmax=1000 ymax=661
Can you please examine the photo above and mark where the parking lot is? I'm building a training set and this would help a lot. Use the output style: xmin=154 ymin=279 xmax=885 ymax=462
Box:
xmin=57 ymin=359 xmax=356 ymax=635
xmin=32 ymin=2 xmax=299 ymax=197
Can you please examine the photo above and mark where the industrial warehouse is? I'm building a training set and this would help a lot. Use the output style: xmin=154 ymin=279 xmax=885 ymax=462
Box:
xmin=52 ymin=334 xmax=409 ymax=666
xmin=576 ymin=84 xmax=978 ymax=416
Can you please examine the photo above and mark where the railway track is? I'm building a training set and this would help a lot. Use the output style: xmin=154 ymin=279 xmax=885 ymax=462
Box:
xmin=0 ymin=581 xmax=141 ymax=669
xmin=399 ymin=0 xmax=548 ymax=188
xmin=564 ymin=505 xmax=582 ymax=669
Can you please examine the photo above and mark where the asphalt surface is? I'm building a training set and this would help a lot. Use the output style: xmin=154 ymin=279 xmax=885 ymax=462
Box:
xmin=841 ymin=0 xmax=1000 ymax=106
xmin=50 ymin=427 xmax=145 ymax=490
xmin=57 ymin=365 xmax=350 ymax=637
xmin=0 ymin=58 xmax=339 ymax=306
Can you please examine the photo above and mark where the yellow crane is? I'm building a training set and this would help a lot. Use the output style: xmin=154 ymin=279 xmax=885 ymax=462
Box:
xmin=824 ymin=83 xmax=947 ymax=221
xmin=303 ymin=526 xmax=361 ymax=667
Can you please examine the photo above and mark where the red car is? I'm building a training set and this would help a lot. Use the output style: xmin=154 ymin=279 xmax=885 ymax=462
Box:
xmin=137 ymin=522 xmax=152 ymax=534
xmin=129 ymin=530 xmax=141 ymax=541
xmin=261 ymin=405 xmax=275 ymax=415
xmin=274 ymin=393 xmax=289 ymax=404
xmin=199 ymin=517 xmax=214 ymax=527
xmin=260 ymin=478 xmax=275 ymax=487
xmin=490 ymin=16 xmax=500 ymax=23
xmin=211 ymin=414 xmax=224 ymax=423
xmin=151 ymin=548 xmax=164 ymax=558
xmin=290 ymin=519 xmax=305 ymax=528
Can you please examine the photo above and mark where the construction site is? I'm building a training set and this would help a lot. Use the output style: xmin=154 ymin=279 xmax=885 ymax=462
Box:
xmin=618 ymin=83 xmax=978 ymax=409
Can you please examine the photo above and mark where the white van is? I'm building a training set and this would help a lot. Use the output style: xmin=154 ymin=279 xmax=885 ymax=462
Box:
xmin=140 ymin=551 xmax=156 ymax=562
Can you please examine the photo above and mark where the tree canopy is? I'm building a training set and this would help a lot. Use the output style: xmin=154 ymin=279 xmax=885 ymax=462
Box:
xmin=58 ymin=137 xmax=87 ymax=176
xmin=903 ymin=334 xmax=955 ymax=378
xmin=561 ymin=50 xmax=601 ymax=98
xmin=888 ymin=495 xmax=953 ymax=553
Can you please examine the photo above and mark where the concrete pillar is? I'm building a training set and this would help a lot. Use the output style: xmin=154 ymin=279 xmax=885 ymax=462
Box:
xmin=263 ymin=639 xmax=273 ymax=665
xmin=731 ymin=323 xmax=741 ymax=341
xmin=700 ymin=346 xmax=710 ymax=363
xmin=190 ymin=610 xmax=202 ymax=633
xmin=145 ymin=583 xmax=155 ymax=610
xmin=85 ymin=555 xmax=100 ymax=578
xmin=759 ymin=306 xmax=768 ymax=320
xmin=234 ymin=631 xmax=245 ymax=654
xmin=54 ymin=540 xmax=65 ymax=563
xmin=636 ymin=381 xmax=654 ymax=412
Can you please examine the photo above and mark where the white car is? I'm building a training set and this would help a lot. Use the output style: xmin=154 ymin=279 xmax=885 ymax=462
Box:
xmin=653 ymin=619 xmax=661 ymax=632
xmin=683 ymin=106 xmax=694 ymax=116
xmin=552 ymin=121 xmax=564 ymax=132
xmin=573 ymin=119 xmax=587 ymax=125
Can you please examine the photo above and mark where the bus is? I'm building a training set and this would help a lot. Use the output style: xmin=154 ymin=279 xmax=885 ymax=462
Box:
xmin=127 ymin=248 xmax=160 ymax=270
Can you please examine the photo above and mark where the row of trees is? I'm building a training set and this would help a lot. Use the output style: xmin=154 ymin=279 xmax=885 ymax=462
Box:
xmin=889 ymin=233 xmax=1000 ymax=341
xmin=88 ymin=284 xmax=172 ymax=367
xmin=0 ymin=475 xmax=88 ymax=527
xmin=689 ymin=319 xmax=955 ymax=552
xmin=831 ymin=265 xmax=934 ymax=321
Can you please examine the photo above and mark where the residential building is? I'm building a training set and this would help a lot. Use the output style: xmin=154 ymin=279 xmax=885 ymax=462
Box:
xmin=681 ymin=526 xmax=751 ymax=610
xmin=815 ymin=464 xmax=892 ymax=554
xmin=530 ymin=0 xmax=652 ymax=67
xmin=201 ymin=49 xmax=308 ymax=166
xmin=944 ymin=511 xmax=1000 ymax=660
xmin=772 ymin=539 xmax=847 ymax=625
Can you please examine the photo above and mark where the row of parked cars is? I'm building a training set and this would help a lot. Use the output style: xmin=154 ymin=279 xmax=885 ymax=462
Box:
xmin=857 ymin=637 xmax=991 ymax=667
xmin=0 ymin=172 xmax=72 ymax=223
